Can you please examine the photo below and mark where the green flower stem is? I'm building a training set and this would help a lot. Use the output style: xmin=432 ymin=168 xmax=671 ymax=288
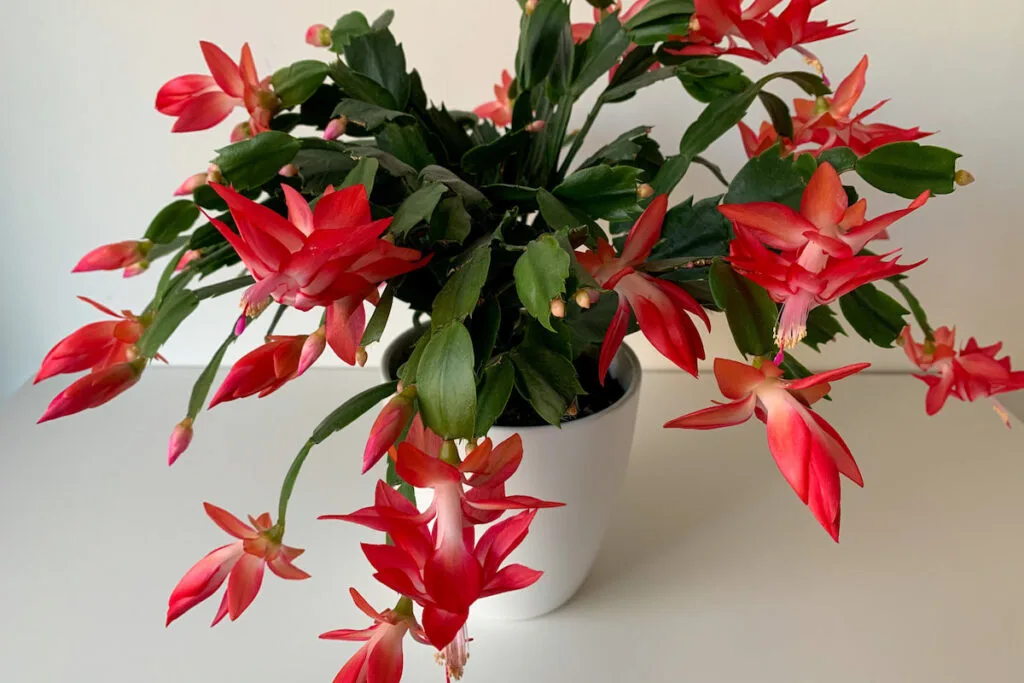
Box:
xmin=889 ymin=277 xmax=934 ymax=342
xmin=275 ymin=439 xmax=315 ymax=535
xmin=440 ymin=440 xmax=461 ymax=467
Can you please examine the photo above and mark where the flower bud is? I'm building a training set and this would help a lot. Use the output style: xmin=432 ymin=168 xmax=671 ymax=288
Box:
xmin=323 ymin=116 xmax=349 ymax=141
xmin=37 ymin=358 xmax=146 ymax=423
xmin=230 ymin=121 xmax=252 ymax=143
xmin=637 ymin=183 xmax=655 ymax=200
xmin=955 ymin=170 xmax=976 ymax=187
xmin=174 ymin=173 xmax=207 ymax=197
xmin=525 ymin=119 xmax=546 ymax=133
xmin=525 ymin=0 xmax=538 ymax=15
xmin=122 ymin=261 xmax=150 ymax=278
xmin=206 ymin=163 xmax=224 ymax=184
xmin=175 ymin=250 xmax=201 ymax=272
xmin=356 ymin=347 xmax=368 ymax=367
xmin=550 ymin=298 xmax=566 ymax=319
xmin=305 ymin=23 xmax=332 ymax=48
xmin=167 ymin=417 xmax=195 ymax=466
xmin=233 ymin=315 xmax=248 ymax=337
xmin=362 ymin=386 xmax=418 ymax=473
xmin=73 ymin=240 xmax=152 ymax=273
xmin=279 ymin=164 xmax=299 ymax=178
xmin=296 ymin=326 xmax=326 ymax=376
xmin=574 ymin=289 xmax=593 ymax=309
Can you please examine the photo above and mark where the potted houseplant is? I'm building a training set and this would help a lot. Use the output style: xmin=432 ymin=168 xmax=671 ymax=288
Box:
xmin=32 ymin=0 xmax=1024 ymax=681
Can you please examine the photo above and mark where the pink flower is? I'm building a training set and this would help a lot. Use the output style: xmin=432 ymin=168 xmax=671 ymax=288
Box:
xmin=900 ymin=326 xmax=1024 ymax=426
xmin=174 ymin=173 xmax=208 ymax=196
xmin=677 ymin=0 xmax=852 ymax=68
xmin=37 ymin=358 xmax=146 ymax=424
xmin=720 ymin=162 xmax=928 ymax=348
xmin=473 ymin=70 xmax=513 ymax=128
xmin=297 ymin=326 xmax=327 ymax=376
xmin=666 ymin=357 xmax=869 ymax=540
xmin=166 ymin=503 xmax=308 ymax=626
xmin=206 ymin=183 xmax=428 ymax=322
xmin=305 ymin=24 xmax=332 ymax=48
xmin=363 ymin=387 xmax=418 ymax=474
xmin=155 ymin=41 xmax=278 ymax=134
xmin=36 ymin=297 xmax=145 ymax=383
xmin=324 ymin=116 xmax=348 ymax=140
xmin=167 ymin=417 xmax=194 ymax=466
xmin=320 ymin=590 xmax=427 ymax=683
xmin=208 ymin=335 xmax=307 ymax=407
xmin=73 ymin=240 xmax=150 ymax=273
xmin=576 ymin=195 xmax=710 ymax=384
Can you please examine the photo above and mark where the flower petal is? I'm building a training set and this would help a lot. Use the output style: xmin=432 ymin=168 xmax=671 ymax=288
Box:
xmin=620 ymin=194 xmax=667 ymax=266
xmin=664 ymin=395 xmax=757 ymax=430
xmin=481 ymin=564 xmax=544 ymax=598
xmin=597 ymin=295 xmax=631 ymax=386
xmin=801 ymin=162 xmax=848 ymax=230
xmin=226 ymin=552 xmax=265 ymax=620
xmin=718 ymin=203 xmax=816 ymax=251
xmin=170 ymin=91 xmax=239 ymax=133
xmin=420 ymin=606 xmax=468 ymax=651
xmin=203 ymin=502 xmax=255 ymax=539
xmin=200 ymin=41 xmax=244 ymax=98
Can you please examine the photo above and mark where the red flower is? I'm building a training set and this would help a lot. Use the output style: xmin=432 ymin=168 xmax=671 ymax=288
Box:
xmin=322 ymin=435 xmax=562 ymax=650
xmin=320 ymin=590 xmax=427 ymax=683
xmin=167 ymin=503 xmax=308 ymax=626
xmin=35 ymin=297 xmax=145 ymax=383
xmin=208 ymin=333 xmax=323 ymax=407
xmin=676 ymin=0 xmax=852 ymax=67
xmin=667 ymin=357 xmax=868 ymax=540
xmin=473 ymin=70 xmax=513 ymax=128
xmin=900 ymin=326 xmax=1024 ymax=426
xmin=738 ymin=120 xmax=783 ymax=158
xmin=73 ymin=240 xmax=150 ymax=274
xmin=155 ymin=41 xmax=278 ymax=134
xmin=37 ymin=358 xmax=146 ymax=423
xmin=720 ymin=162 xmax=928 ymax=348
xmin=576 ymin=195 xmax=710 ymax=384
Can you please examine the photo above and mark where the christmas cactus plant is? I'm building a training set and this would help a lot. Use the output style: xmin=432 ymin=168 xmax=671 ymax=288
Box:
xmin=34 ymin=1 xmax=1024 ymax=681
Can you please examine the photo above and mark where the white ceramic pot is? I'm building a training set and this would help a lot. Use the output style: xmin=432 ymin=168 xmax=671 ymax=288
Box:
xmin=381 ymin=328 xmax=642 ymax=620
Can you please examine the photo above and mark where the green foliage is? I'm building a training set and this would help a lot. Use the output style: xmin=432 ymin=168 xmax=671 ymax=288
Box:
xmin=360 ymin=285 xmax=394 ymax=346
xmin=332 ymin=99 xmax=413 ymax=131
xmin=272 ymin=61 xmax=329 ymax=108
xmin=856 ymin=142 xmax=961 ymax=199
xmin=311 ymin=382 xmax=398 ymax=444
xmin=709 ymin=261 xmax=778 ymax=357
xmin=475 ymin=359 xmax=516 ymax=436
xmin=417 ymin=322 xmax=477 ymax=439
xmin=145 ymin=201 xmax=199 ymax=245
xmin=330 ymin=11 xmax=372 ymax=53
xmin=573 ymin=15 xmax=630 ymax=97
xmin=511 ymin=336 xmax=584 ymax=426
xmin=724 ymin=145 xmax=805 ymax=210
xmin=516 ymin=0 xmax=571 ymax=89
xmin=553 ymin=164 xmax=641 ymax=219
xmin=839 ymin=283 xmax=910 ymax=348
xmin=213 ymin=132 xmax=301 ymax=190
xmin=345 ymin=29 xmax=411 ymax=108
xmin=803 ymin=305 xmax=846 ymax=351
xmin=431 ymin=247 xmax=491 ymax=326
xmin=514 ymin=235 xmax=570 ymax=331
xmin=648 ymin=195 xmax=731 ymax=262
xmin=390 ymin=183 xmax=447 ymax=238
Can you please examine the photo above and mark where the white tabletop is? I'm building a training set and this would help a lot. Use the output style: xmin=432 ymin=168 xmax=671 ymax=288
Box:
xmin=1 ymin=365 xmax=1022 ymax=682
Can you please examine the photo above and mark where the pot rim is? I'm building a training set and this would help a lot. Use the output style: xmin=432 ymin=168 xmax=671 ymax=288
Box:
xmin=380 ymin=326 xmax=642 ymax=433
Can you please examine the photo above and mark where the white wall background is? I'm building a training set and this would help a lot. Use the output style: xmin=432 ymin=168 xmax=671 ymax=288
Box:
xmin=1 ymin=0 xmax=1022 ymax=398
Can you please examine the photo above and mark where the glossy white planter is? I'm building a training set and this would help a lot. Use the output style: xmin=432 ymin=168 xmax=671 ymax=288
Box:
xmin=382 ymin=329 xmax=642 ymax=620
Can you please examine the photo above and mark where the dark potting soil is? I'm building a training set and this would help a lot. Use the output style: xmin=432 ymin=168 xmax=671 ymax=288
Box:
xmin=387 ymin=338 xmax=626 ymax=428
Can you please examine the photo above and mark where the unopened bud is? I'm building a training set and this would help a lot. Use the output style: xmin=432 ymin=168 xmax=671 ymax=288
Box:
xmin=206 ymin=163 xmax=224 ymax=185
xmin=525 ymin=120 xmax=546 ymax=133
xmin=566 ymin=401 xmax=579 ymax=417
xmin=356 ymin=347 xmax=368 ymax=367
xmin=279 ymin=164 xmax=299 ymax=178
xmin=525 ymin=0 xmax=538 ymax=15
xmin=550 ymin=298 xmax=566 ymax=319
xmin=955 ymin=170 xmax=975 ymax=187
xmin=167 ymin=417 xmax=194 ymax=466
xmin=230 ymin=121 xmax=252 ymax=143
xmin=305 ymin=23 xmax=332 ymax=48
xmin=122 ymin=261 xmax=150 ymax=278
xmin=297 ymin=327 xmax=327 ymax=376
xmin=574 ymin=289 xmax=593 ymax=309
xmin=637 ymin=183 xmax=654 ymax=200
xmin=233 ymin=315 xmax=248 ymax=337
xmin=175 ymin=250 xmax=202 ymax=272
xmin=688 ymin=15 xmax=701 ymax=32
xmin=324 ymin=116 xmax=349 ymax=141
xmin=174 ymin=173 xmax=207 ymax=197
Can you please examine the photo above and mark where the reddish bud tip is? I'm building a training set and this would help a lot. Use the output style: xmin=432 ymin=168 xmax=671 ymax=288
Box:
xmin=323 ymin=116 xmax=349 ymax=141
xmin=279 ymin=164 xmax=299 ymax=178
xmin=229 ymin=122 xmax=252 ymax=143
xmin=305 ymin=24 xmax=332 ymax=48
xmin=122 ymin=262 xmax=150 ymax=278
xmin=233 ymin=315 xmax=248 ymax=337
xmin=174 ymin=173 xmax=208 ymax=197
xmin=525 ymin=120 xmax=546 ymax=133
xmin=550 ymin=298 xmax=566 ymax=319
xmin=574 ymin=289 xmax=592 ymax=309
xmin=525 ymin=0 xmax=538 ymax=14
xmin=168 ymin=417 xmax=195 ymax=466
xmin=175 ymin=250 xmax=201 ymax=272
xmin=297 ymin=327 xmax=327 ymax=376
xmin=637 ymin=183 xmax=655 ymax=200
xmin=73 ymin=240 xmax=151 ymax=273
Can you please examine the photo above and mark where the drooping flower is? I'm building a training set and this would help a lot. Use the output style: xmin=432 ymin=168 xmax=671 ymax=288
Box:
xmin=155 ymin=41 xmax=278 ymax=134
xmin=206 ymin=183 xmax=428 ymax=323
xmin=473 ymin=70 xmax=513 ymax=128
xmin=323 ymin=436 xmax=561 ymax=650
xmin=208 ymin=335 xmax=308 ymax=407
xmin=576 ymin=195 xmax=710 ymax=384
xmin=900 ymin=326 xmax=1024 ymax=426
xmin=37 ymin=358 xmax=147 ymax=423
xmin=666 ymin=357 xmax=869 ymax=540
xmin=720 ymin=162 xmax=928 ymax=348
xmin=73 ymin=240 xmax=151 ymax=273
xmin=36 ymin=297 xmax=145 ymax=383
xmin=166 ymin=503 xmax=308 ymax=626
xmin=677 ymin=0 xmax=852 ymax=68
xmin=363 ymin=387 xmax=418 ymax=474
xmin=297 ymin=326 xmax=327 ymax=376
xmin=320 ymin=590 xmax=427 ymax=683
